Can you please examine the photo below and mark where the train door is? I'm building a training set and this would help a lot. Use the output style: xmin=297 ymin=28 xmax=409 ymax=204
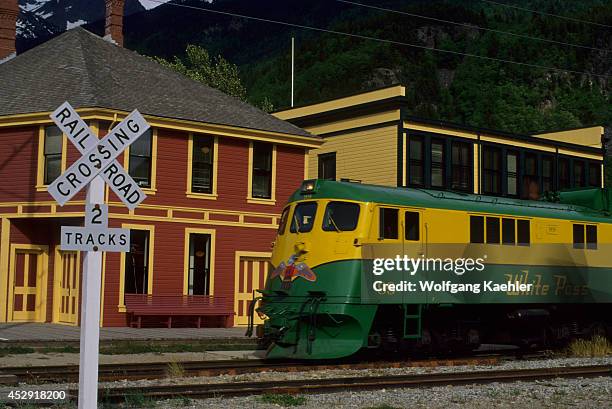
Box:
xmin=8 ymin=245 xmax=48 ymax=322
xmin=53 ymin=249 xmax=80 ymax=325
xmin=234 ymin=252 xmax=271 ymax=326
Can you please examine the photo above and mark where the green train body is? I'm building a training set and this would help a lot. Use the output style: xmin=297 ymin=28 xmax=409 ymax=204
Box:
xmin=253 ymin=180 xmax=612 ymax=359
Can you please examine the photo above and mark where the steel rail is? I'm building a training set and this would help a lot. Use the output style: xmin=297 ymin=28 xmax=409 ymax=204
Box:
xmin=1 ymin=357 xmax=503 ymax=384
xmin=78 ymin=364 xmax=611 ymax=402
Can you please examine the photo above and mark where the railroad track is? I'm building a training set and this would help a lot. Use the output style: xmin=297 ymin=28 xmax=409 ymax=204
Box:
xmin=1 ymin=356 xmax=503 ymax=384
xmin=78 ymin=364 xmax=611 ymax=403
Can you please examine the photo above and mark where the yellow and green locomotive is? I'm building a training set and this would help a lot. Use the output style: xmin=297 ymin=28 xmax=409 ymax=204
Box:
xmin=250 ymin=179 xmax=612 ymax=359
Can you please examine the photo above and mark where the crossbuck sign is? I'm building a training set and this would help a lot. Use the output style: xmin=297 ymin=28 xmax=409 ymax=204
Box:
xmin=48 ymin=102 xmax=150 ymax=409
xmin=49 ymin=102 xmax=148 ymax=209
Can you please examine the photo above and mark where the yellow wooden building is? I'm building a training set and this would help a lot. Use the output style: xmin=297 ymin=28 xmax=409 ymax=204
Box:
xmin=274 ymin=85 xmax=605 ymax=198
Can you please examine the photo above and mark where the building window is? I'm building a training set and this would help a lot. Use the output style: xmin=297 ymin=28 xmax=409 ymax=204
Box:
xmin=379 ymin=208 xmax=399 ymax=240
xmin=573 ymin=160 xmax=585 ymax=187
xmin=559 ymin=158 xmax=570 ymax=190
xmin=191 ymin=136 xmax=214 ymax=194
xmin=470 ymin=215 xmax=484 ymax=243
xmin=588 ymin=162 xmax=601 ymax=187
xmin=506 ymin=151 xmax=518 ymax=197
xmin=43 ymin=126 xmax=63 ymax=184
xmin=542 ymin=156 xmax=554 ymax=193
xmin=128 ymin=129 xmax=152 ymax=188
xmin=523 ymin=152 xmax=539 ymax=200
xmin=318 ymin=152 xmax=336 ymax=180
xmin=482 ymin=146 xmax=502 ymax=195
xmin=405 ymin=211 xmax=420 ymax=241
xmin=408 ymin=136 xmax=424 ymax=186
xmin=252 ymin=143 xmax=273 ymax=199
xmin=124 ymin=230 xmax=150 ymax=297
xmin=187 ymin=233 xmax=211 ymax=295
xmin=451 ymin=141 xmax=471 ymax=192
xmin=430 ymin=139 xmax=445 ymax=188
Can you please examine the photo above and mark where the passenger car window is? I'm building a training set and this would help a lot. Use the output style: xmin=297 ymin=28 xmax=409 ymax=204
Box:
xmin=379 ymin=208 xmax=399 ymax=239
xmin=486 ymin=217 xmax=500 ymax=244
xmin=405 ymin=211 xmax=420 ymax=241
xmin=470 ymin=216 xmax=484 ymax=243
xmin=517 ymin=220 xmax=530 ymax=246
xmin=290 ymin=202 xmax=317 ymax=233
xmin=322 ymin=202 xmax=360 ymax=231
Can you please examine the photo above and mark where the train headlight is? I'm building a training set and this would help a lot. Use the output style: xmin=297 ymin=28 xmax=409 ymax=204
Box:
xmin=301 ymin=179 xmax=317 ymax=194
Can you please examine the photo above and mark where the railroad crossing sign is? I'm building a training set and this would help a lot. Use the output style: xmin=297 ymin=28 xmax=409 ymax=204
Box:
xmin=48 ymin=102 xmax=150 ymax=409
xmin=49 ymin=102 xmax=148 ymax=209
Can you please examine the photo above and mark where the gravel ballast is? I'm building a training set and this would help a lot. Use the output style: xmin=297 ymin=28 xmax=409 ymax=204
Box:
xmin=0 ymin=356 xmax=610 ymax=408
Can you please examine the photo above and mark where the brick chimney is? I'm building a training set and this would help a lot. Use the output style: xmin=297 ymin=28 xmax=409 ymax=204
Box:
xmin=105 ymin=0 xmax=125 ymax=46
xmin=0 ymin=0 xmax=18 ymax=60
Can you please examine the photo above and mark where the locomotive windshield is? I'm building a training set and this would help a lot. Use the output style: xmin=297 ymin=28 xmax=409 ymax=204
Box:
xmin=290 ymin=202 xmax=317 ymax=233
xmin=322 ymin=201 xmax=360 ymax=231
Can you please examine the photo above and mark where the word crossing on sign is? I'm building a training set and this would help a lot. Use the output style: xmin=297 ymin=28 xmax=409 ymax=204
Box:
xmin=49 ymin=102 xmax=147 ymax=210
xmin=48 ymin=109 xmax=150 ymax=206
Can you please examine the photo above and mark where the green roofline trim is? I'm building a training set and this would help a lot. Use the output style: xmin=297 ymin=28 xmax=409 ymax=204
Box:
xmin=288 ymin=180 xmax=612 ymax=223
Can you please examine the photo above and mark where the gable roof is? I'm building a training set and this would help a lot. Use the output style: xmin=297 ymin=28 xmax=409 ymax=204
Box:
xmin=0 ymin=27 xmax=313 ymax=139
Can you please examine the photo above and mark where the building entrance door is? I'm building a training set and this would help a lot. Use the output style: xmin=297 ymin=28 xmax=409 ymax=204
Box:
xmin=54 ymin=249 xmax=80 ymax=325
xmin=234 ymin=252 xmax=270 ymax=326
xmin=9 ymin=245 xmax=48 ymax=322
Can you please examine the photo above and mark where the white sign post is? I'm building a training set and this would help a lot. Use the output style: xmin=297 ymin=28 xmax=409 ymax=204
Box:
xmin=48 ymin=103 xmax=150 ymax=409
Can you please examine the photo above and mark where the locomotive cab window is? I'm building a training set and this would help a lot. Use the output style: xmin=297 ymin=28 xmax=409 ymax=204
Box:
xmin=322 ymin=202 xmax=360 ymax=231
xmin=379 ymin=208 xmax=399 ymax=240
xmin=290 ymin=202 xmax=317 ymax=233
xmin=405 ymin=211 xmax=420 ymax=241
xmin=278 ymin=206 xmax=290 ymax=235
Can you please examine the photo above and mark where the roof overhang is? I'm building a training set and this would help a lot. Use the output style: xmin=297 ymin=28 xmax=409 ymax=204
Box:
xmin=0 ymin=107 xmax=323 ymax=148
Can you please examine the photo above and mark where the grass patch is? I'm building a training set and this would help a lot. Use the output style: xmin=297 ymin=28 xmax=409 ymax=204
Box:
xmin=40 ymin=346 xmax=79 ymax=354
xmin=0 ymin=346 xmax=35 ymax=356
xmin=123 ymin=391 xmax=155 ymax=408
xmin=166 ymin=360 xmax=186 ymax=378
xmin=567 ymin=336 xmax=612 ymax=357
xmin=0 ymin=340 xmax=257 ymax=356
xmin=99 ymin=341 xmax=255 ymax=355
xmin=258 ymin=393 xmax=307 ymax=406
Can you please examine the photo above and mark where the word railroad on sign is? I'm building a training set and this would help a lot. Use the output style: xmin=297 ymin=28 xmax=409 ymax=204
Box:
xmin=48 ymin=102 xmax=149 ymax=209
xmin=47 ymin=102 xmax=150 ymax=409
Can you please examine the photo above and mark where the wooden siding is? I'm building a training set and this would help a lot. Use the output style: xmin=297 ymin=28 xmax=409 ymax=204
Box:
xmin=308 ymin=125 xmax=399 ymax=187
xmin=534 ymin=126 xmax=604 ymax=147
xmin=0 ymin=123 xmax=307 ymax=326
xmin=274 ymin=85 xmax=405 ymax=120
xmin=102 ymin=219 xmax=277 ymax=326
